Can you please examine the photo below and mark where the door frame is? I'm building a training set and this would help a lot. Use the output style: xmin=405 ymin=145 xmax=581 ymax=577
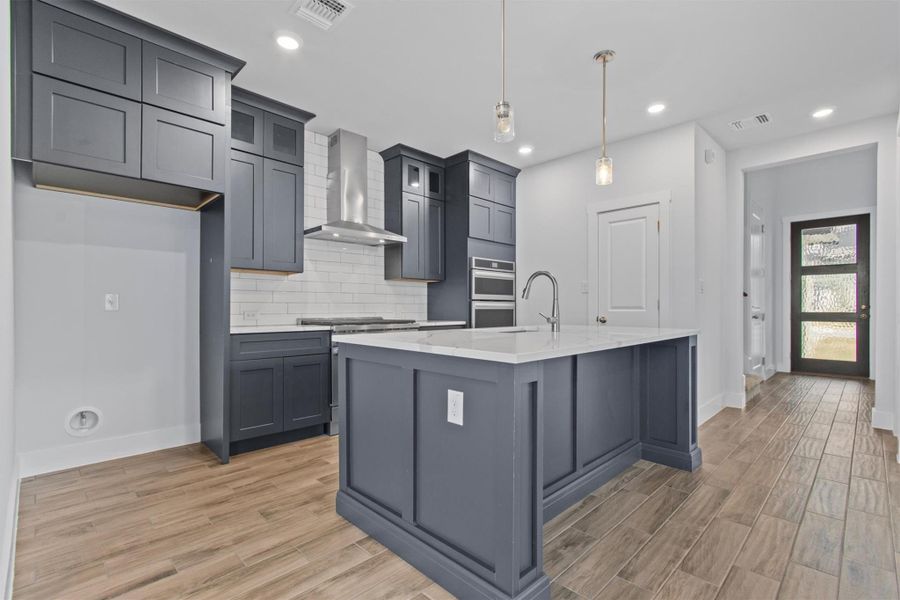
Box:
xmin=586 ymin=191 xmax=672 ymax=326
xmin=780 ymin=206 xmax=876 ymax=375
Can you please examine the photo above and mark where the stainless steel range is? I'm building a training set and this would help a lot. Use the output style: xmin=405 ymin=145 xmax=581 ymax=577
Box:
xmin=299 ymin=317 xmax=422 ymax=435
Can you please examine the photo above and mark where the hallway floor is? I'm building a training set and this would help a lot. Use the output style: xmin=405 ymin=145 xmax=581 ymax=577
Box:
xmin=12 ymin=374 xmax=900 ymax=599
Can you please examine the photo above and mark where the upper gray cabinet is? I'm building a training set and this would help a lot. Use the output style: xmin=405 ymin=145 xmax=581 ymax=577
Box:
xmin=469 ymin=162 xmax=515 ymax=207
xmin=231 ymin=101 xmax=265 ymax=155
xmin=32 ymin=2 xmax=142 ymax=100
xmin=424 ymin=163 xmax=444 ymax=200
xmin=262 ymin=159 xmax=305 ymax=273
xmin=142 ymin=105 xmax=226 ymax=192
xmin=230 ymin=150 xmax=264 ymax=270
xmin=264 ymin=112 xmax=304 ymax=166
xmin=402 ymin=158 xmax=425 ymax=194
xmin=142 ymin=42 xmax=229 ymax=124
xmin=32 ymin=75 xmax=142 ymax=178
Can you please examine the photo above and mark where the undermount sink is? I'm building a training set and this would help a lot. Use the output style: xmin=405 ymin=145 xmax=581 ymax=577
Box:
xmin=496 ymin=328 xmax=540 ymax=333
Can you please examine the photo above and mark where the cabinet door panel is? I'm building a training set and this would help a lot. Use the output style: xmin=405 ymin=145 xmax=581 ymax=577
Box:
xmin=491 ymin=172 xmax=515 ymax=207
xmin=32 ymin=75 xmax=141 ymax=178
xmin=32 ymin=2 xmax=142 ymax=100
xmin=492 ymin=203 xmax=516 ymax=245
xmin=402 ymin=158 xmax=425 ymax=195
xmin=426 ymin=199 xmax=444 ymax=281
xmin=469 ymin=163 xmax=492 ymax=200
xmin=142 ymin=42 xmax=228 ymax=124
xmin=231 ymin=101 xmax=265 ymax=155
xmin=424 ymin=164 xmax=444 ymax=200
xmin=262 ymin=159 xmax=304 ymax=272
xmin=229 ymin=150 xmax=264 ymax=270
xmin=468 ymin=197 xmax=493 ymax=242
xmin=142 ymin=105 xmax=226 ymax=192
xmin=401 ymin=193 xmax=425 ymax=279
xmin=263 ymin=112 xmax=304 ymax=166
xmin=283 ymin=354 xmax=330 ymax=431
xmin=230 ymin=358 xmax=283 ymax=441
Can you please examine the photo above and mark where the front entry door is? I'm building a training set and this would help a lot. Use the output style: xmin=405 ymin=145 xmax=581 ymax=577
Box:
xmin=595 ymin=203 xmax=660 ymax=327
xmin=790 ymin=214 xmax=870 ymax=376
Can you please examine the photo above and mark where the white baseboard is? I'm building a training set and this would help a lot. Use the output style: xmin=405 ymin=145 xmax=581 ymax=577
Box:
xmin=18 ymin=423 xmax=200 ymax=478
xmin=723 ymin=391 xmax=746 ymax=409
xmin=872 ymin=408 xmax=894 ymax=432
xmin=1 ymin=460 xmax=19 ymax=600
xmin=698 ymin=394 xmax=724 ymax=425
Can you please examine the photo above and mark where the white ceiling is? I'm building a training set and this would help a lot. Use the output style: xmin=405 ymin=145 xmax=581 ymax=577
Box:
xmin=99 ymin=0 xmax=900 ymax=168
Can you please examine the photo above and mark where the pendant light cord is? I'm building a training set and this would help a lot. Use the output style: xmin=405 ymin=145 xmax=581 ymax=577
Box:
xmin=501 ymin=0 xmax=506 ymax=102
xmin=601 ymin=56 xmax=607 ymax=158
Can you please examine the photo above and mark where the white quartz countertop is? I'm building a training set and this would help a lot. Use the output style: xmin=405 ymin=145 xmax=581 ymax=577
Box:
xmin=230 ymin=321 xmax=467 ymax=335
xmin=333 ymin=325 xmax=699 ymax=364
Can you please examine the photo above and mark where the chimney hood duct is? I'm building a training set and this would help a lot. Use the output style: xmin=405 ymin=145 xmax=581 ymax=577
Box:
xmin=304 ymin=129 xmax=407 ymax=246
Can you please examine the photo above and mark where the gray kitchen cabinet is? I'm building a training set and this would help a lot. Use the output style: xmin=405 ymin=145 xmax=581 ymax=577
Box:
xmin=402 ymin=157 xmax=425 ymax=194
xmin=141 ymin=105 xmax=227 ymax=192
xmin=262 ymin=159 xmax=305 ymax=272
xmin=400 ymin=193 xmax=425 ymax=279
xmin=264 ymin=112 xmax=305 ymax=167
xmin=142 ymin=41 xmax=229 ymax=125
xmin=32 ymin=2 xmax=142 ymax=100
xmin=492 ymin=203 xmax=516 ymax=245
xmin=491 ymin=172 xmax=516 ymax=207
xmin=230 ymin=358 xmax=284 ymax=441
xmin=424 ymin=163 xmax=444 ymax=200
xmin=32 ymin=75 xmax=142 ymax=178
xmin=283 ymin=354 xmax=330 ymax=431
xmin=426 ymin=199 xmax=445 ymax=280
xmin=469 ymin=162 xmax=493 ymax=200
xmin=468 ymin=161 xmax=515 ymax=207
xmin=231 ymin=100 xmax=265 ymax=156
xmin=468 ymin=197 xmax=494 ymax=242
xmin=229 ymin=150 xmax=264 ymax=270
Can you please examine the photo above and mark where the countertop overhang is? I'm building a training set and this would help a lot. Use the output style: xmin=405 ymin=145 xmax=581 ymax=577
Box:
xmin=230 ymin=321 xmax=467 ymax=335
xmin=333 ymin=325 xmax=699 ymax=364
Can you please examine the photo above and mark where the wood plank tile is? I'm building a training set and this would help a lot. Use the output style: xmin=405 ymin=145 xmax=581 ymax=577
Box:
xmin=550 ymin=583 xmax=584 ymax=600
xmin=716 ymin=566 xmax=779 ymax=600
xmin=854 ymin=434 xmax=883 ymax=456
xmin=780 ymin=455 xmax=819 ymax=486
xmin=543 ymin=527 xmax=598 ymax=579
xmin=848 ymin=477 xmax=889 ymax=516
xmin=804 ymin=422 xmax=832 ymax=440
xmin=794 ymin=437 xmax=826 ymax=460
xmin=764 ymin=438 xmax=798 ymax=461
xmin=557 ymin=525 xmax=649 ymax=597
xmin=777 ymin=562 xmax=838 ymax=600
xmin=670 ymin=484 xmax=730 ymax=528
xmin=625 ymin=465 xmax=678 ymax=496
xmin=718 ymin=482 xmax=770 ymax=526
xmin=651 ymin=569 xmax=717 ymax=600
xmin=621 ymin=486 xmax=688 ymax=535
xmin=824 ymin=432 xmax=854 ymax=458
xmin=571 ymin=490 xmax=648 ymax=540
xmin=791 ymin=512 xmax=844 ymax=575
xmin=838 ymin=560 xmax=899 ymax=600
xmin=679 ymin=518 xmax=750 ymax=586
xmin=743 ymin=457 xmax=785 ymax=488
xmin=806 ymin=479 xmax=848 ymax=520
xmin=734 ymin=514 xmax=798 ymax=580
xmin=843 ymin=509 xmax=895 ymax=571
xmin=817 ymin=454 xmax=851 ymax=484
xmin=545 ymin=494 xmax=605 ymax=543
xmin=706 ymin=458 xmax=753 ymax=491
xmin=619 ymin=521 xmax=704 ymax=593
xmin=852 ymin=453 xmax=886 ymax=481
xmin=595 ymin=576 xmax=652 ymax=600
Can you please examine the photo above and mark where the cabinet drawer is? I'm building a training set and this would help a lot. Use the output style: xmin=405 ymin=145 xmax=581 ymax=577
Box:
xmin=231 ymin=331 xmax=330 ymax=360
xmin=264 ymin=112 xmax=304 ymax=166
xmin=141 ymin=105 xmax=226 ymax=192
xmin=231 ymin=101 xmax=265 ymax=155
xmin=142 ymin=41 xmax=229 ymax=124
xmin=32 ymin=2 xmax=142 ymax=100
xmin=32 ymin=75 xmax=141 ymax=178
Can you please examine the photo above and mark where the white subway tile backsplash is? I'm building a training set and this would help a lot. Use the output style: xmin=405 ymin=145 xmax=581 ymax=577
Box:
xmin=231 ymin=136 xmax=428 ymax=325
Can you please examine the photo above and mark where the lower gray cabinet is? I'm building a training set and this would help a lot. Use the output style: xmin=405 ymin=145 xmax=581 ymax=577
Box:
xmin=142 ymin=105 xmax=226 ymax=192
xmin=32 ymin=75 xmax=141 ymax=178
xmin=230 ymin=358 xmax=284 ymax=441
xmin=284 ymin=354 xmax=330 ymax=431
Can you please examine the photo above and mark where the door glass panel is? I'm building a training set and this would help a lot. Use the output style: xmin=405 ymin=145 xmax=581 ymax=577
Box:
xmin=428 ymin=170 xmax=440 ymax=194
xmin=407 ymin=164 xmax=421 ymax=189
xmin=801 ymin=224 xmax=857 ymax=266
xmin=801 ymin=321 xmax=856 ymax=362
xmin=801 ymin=273 xmax=857 ymax=313
xmin=272 ymin=122 xmax=297 ymax=155
xmin=232 ymin=110 xmax=255 ymax=144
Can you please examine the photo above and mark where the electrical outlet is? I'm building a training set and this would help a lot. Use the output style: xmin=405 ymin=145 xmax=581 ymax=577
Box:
xmin=447 ymin=389 xmax=464 ymax=426
xmin=242 ymin=309 xmax=259 ymax=320
xmin=104 ymin=293 xmax=119 ymax=312
xmin=580 ymin=280 xmax=589 ymax=294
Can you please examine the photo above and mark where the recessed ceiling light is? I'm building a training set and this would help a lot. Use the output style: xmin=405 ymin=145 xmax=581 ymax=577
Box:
xmin=332 ymin=233 xmax=340 ymax=238
xmin=647 ymin=103 xmax=666 ymax=114
xmin=518 ymin=145 xmax=533 ymax=155
xmin=276 ymin=34 xmax=301 ymax=50
xmin=812 ymin=107 xmax=834 ymax=119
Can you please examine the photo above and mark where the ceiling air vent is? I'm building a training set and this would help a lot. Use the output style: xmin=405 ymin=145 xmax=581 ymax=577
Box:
xmin=729 ymin=113 xmax=773 ymax=132
xmin=291 ymin=0 xmax=353 ymax=30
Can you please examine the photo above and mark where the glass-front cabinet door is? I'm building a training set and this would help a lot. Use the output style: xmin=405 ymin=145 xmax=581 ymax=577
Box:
xmin=790 ymin=214 xmax=870 ymax=376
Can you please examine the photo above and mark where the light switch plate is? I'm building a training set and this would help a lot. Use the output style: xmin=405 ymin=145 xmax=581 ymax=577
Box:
xmin=447 ymin=389 xmax=464 ymax=426
xmin=104 ymin=293 xmax=119 ymax=312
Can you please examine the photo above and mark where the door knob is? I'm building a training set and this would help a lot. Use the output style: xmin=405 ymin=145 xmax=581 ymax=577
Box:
xmin=596 ymin=316 xmax=607 ymax=324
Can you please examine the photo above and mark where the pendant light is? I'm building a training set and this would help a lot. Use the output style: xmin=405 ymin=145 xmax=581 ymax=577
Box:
xmin=494 ymin=0 xmax=514 ymax=142
xmin=594 ymin=50 xmax=615 ymax=185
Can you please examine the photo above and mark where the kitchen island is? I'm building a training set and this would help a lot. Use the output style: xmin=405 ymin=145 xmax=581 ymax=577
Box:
xmin=333 ymin=325 xmax=701 ymax=600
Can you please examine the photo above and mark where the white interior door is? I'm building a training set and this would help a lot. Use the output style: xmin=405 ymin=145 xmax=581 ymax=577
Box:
xmin=595 ymin=204 xmax=660 ymax=327
xmin=745 ymin=204 xmax=767 ymax=377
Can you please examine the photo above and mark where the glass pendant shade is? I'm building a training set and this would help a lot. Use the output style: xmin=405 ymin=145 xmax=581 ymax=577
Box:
xmin=595 ymin=156 xmax=613 ymax=186
xmin=494 ymin=101 xmax=515 ymax=143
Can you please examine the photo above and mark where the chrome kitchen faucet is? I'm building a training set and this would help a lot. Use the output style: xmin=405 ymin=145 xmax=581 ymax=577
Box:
xmin=522 ymin=271 xmax=560 ymax=332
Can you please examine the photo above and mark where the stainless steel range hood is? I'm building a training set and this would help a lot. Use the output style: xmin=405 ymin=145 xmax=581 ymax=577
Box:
xmin=304 ymin=129 xmax=407 ymax=246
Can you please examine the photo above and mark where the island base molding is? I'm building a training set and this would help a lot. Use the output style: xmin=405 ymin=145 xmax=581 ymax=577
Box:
xmin=336 ymin=491 xmax=552 ymax=600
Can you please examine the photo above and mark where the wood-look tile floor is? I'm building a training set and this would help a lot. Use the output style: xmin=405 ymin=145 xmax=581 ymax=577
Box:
xmin=13 ymin=374 xmax=900 ymax=599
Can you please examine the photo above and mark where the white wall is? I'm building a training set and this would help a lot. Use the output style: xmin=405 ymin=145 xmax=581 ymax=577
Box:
xmin=14 ymin=165 xmax=201 ymax=476
xmin=0 ymin=0 xmax=18 ymax=594
xmin=746 ymin=146 xmax=877 ymax=373
xmin=516 ymin=123 xmax=729 ymax=420
xmin=230 ymin=131 xmax=428 ymax=325
xmin=725 ymin=115 xmax=897 ymax=428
